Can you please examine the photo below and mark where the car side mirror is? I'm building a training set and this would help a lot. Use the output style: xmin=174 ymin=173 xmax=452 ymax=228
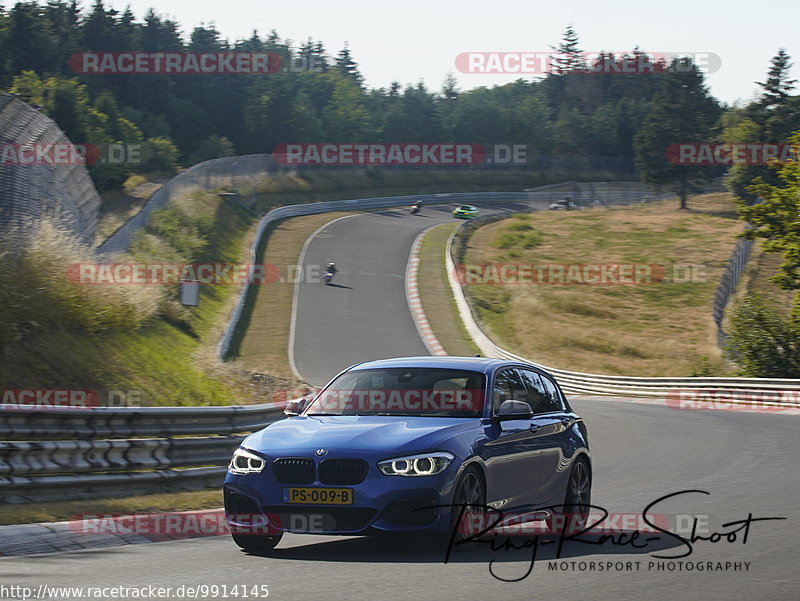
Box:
xmin=497 ymin=400 xmax=534 ymax=420
xmin=284 ymin=395 xmax=312 ymax=417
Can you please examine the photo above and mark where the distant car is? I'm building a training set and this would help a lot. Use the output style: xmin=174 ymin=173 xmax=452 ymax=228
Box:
xmin=224 ymin=356 xmax=591 ymax=553
xmin=452 ymin=205 xmax=479 ymax=219
xmin=548 ymin=199 xmax=578 ymax=211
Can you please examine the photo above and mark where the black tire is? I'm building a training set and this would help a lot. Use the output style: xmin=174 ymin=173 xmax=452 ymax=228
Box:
xmin=449 ymin=467 xmax=486 ymax=551
xmin=561 ymin=457 xmax=591 ymax=534
xmin=231 ymin=531 xmax=283 ymax=554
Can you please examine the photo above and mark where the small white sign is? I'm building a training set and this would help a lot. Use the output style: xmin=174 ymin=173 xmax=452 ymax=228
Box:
xmin=180 ymin=279 xmax=199 ymax=306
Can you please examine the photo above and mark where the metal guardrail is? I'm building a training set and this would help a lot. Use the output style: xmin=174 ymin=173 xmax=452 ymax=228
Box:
xmin=0 ymin=403 xmax=285 ymax=439
xmin=0 ymin=404 xmax=283 ymax=502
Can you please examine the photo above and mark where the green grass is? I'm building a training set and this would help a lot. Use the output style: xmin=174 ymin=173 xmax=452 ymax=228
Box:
xmin=0 ymin=489 xmax=224 ymax=526
xmin=0 ymin=192 xmax=253 ymax=405
xmin=6 ymin=170 xmax=597 ymax=406
xmin=416 ymin=223 xmax=480 ymax=356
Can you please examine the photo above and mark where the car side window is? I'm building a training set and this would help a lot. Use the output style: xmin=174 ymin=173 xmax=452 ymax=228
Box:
xmin=492 ymin=369 xmax=530 ymax=414
xmin=539 ymin=374 xmax=565 ymax=413
xmin=518 ymin=369 xmax=555 ymax=414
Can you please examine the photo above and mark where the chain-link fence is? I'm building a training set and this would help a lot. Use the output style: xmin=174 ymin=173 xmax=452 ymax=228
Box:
xmin=524 ymin=180 xmax=730 ymax=207
xmin=0 ymin=93 xmax=101 ymax=244
xmin=713 ymin=237 xmax=754 ymax=347
xmin=98 ymin=155 xmax=288 ymax=255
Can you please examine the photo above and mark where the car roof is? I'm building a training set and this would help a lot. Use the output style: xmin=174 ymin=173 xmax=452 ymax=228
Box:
xmin=345 ymin=355 xmax=515 ymax=374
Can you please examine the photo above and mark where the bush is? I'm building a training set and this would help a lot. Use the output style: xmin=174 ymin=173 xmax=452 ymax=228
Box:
xmin=186 ymin=135 xmax=235 ymax=166
xmin=492 ymin=227 xmax=542 ymax=249
xmin=492 ymin=232 xmax=518 ymax=249
xmin=140 ymin=137 xmax=179 ymax=174
xmin=507 ymin=221 xmax=533 ymax=231
xmin=726 ymin=294 xmax=800 ymax=377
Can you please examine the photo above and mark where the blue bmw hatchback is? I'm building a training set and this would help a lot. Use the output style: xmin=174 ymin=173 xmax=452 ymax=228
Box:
xmin=224 ymin=356 xmax=591 ymax=552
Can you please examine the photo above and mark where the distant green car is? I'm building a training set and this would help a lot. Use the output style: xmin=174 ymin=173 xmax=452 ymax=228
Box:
xmin=452 ymin=204 xmax=479 ymax=219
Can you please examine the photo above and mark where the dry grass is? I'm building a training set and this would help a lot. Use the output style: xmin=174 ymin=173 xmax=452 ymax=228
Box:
xmin=95 ymin=175 xmax=165 ymax=246
xmin=463 ymin=193 xmax=744 ymax=376
xmin=417 ymin=223 xmax=479 ymax=356
xmin=1 ymin=219 xmax=162 ymax=336
xmin=0 ymin=489 xmax=223 ymax=525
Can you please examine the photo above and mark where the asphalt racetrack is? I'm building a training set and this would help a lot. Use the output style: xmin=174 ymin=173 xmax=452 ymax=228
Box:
xmin=292 ymin=202 xmax=531 ymax=386
xmin=2 ymin=399 xmax=797 ymax=601
xmin=3 ymin=201 xmax=797 ymax=601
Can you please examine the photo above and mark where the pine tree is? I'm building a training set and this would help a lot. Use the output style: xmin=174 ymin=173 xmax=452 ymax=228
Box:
xmin=335 ymin=43 xmax=364 ymax=89
xmin=633 ymin=58 xmax=721 ymax=208
xmin=551 ymin=25 xmax=583 ymax=75
xmin=442 ymin=73 xmax=459 ymax=100
xmin=756 ymin=49 xmax=796 ymax=109
xmin=312 ymin=41 xmax=329 ymax=72
xmin=80 ymin=0 xmax=118 ymax=51
xmin=7 ymin=2 xmax=57 ymax=76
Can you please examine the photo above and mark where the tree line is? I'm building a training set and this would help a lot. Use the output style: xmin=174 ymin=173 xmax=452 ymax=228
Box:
xmin=0 ymin=4 xmax=717 ymax=188
xmin=3 ymin=3 xmax=800 ymax=376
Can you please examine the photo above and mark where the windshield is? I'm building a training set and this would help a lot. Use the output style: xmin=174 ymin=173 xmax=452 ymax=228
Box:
xmin=305 ymin=367 xmax=486 ymax=418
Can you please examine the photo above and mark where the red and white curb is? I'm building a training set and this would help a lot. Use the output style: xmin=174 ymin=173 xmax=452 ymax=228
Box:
xmin=0 ymin=509 xmax=229 ymax=557
xmin=406 ymin=226 xmax=448 ymax=356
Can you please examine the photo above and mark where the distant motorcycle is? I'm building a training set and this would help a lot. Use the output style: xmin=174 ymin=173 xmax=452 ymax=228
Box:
xmin=323 ymin=271 xmax=334 ymax=285
xmin=410 ymin=204 xmax=421 ymax=215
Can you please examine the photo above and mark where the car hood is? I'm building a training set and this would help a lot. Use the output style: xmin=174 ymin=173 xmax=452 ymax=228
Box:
xmin=243 ymin=415 xmax=478 ymax=456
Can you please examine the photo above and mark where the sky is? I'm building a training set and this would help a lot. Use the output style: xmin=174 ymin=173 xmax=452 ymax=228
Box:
xmin=105 ymin=0 xmax=799 ymax=105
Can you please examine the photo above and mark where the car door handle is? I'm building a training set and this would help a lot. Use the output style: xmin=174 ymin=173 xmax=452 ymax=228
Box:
xmin=529 ymin=424 xmax=540 ymax=433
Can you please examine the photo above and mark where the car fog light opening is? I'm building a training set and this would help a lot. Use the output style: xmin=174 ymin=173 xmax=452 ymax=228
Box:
xmin=378 ymin=452 xmax=454 ymax=476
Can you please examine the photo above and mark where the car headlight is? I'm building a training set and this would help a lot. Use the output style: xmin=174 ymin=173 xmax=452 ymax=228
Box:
xmin=228 ymin=448 xmax=267 ymax=475
xmin=378 ymin=452 xmax=454 ymax=476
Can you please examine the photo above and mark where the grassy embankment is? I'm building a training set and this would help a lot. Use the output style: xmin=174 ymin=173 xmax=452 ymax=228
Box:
xmin=2 ymin=170 xmax=571 ymax=406
xmin=454 ymin=193 xmax=746 ymax=376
